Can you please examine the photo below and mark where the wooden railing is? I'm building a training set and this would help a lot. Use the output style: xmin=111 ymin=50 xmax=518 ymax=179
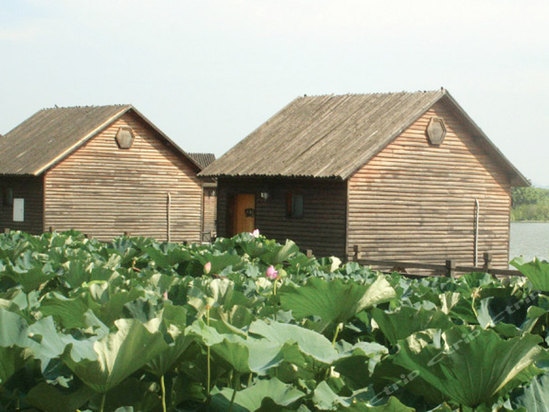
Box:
xmin=349 ymin=245 xmax=523 ymax=278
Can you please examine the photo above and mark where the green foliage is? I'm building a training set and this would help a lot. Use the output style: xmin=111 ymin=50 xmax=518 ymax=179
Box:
xmin=511 ymin=186 xmax=549 ymax=221
xmin=1 ymin=230 xmax=549 ymax=410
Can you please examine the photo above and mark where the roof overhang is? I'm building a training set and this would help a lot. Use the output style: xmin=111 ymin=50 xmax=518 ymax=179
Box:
xmin=33 ymin=106 xmax=202 ymax=175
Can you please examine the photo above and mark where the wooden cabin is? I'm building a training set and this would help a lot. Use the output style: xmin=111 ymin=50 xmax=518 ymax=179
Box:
xmin=188 ymin=153 xmax=217 ymax=241
xmin=0 ymin=105 xmax=208 ymax=243
xmin=200 ymin=89 xmax=529 ymax=269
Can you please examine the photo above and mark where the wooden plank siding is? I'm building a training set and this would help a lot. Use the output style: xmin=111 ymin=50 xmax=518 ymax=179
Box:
xmin=347 ymin=100 xmax=512 ymax=269
xmin=217 ymin=177 xmax=347 ymax=258
xmin=43 ymin=111 xmax=202 ymax=242
xmin=202 ymin=186 xmax=217 ymax=237
xmin=0 ymin=176 xmax=43 ymax=234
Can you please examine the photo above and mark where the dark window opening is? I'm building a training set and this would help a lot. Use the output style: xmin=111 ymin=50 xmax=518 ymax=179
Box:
xmin=286 ymin=192 xmax=303 ymax=218
xmin=3 ymin=188 xmax=13 ymax=206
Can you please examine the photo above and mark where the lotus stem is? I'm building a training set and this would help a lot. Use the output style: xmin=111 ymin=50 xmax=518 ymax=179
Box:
xmin=273 ymin=278 xmax=278 ymax=296
xmin=228 ymin=372 xmax=240 ymax=412
xmin=332 ymin=322 xmax=343 ymax=346
xmin=26 ymin=292 xmax=31 ymax=315
xmin=471 ymin=288 xmax=480 ymax=319
xmin=228 ymin=386 xmax=237 ymax=412
xmin=207 ymin=305 xmax=211 ymax=397
xmin=161 ymin=374 xmax=167 ymax=412
xmin=99 ymin=392 xmax=106 ymax=412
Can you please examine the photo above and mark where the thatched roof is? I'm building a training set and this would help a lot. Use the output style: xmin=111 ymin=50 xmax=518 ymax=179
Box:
xmin=0 ymin=105 xmax=200 ymax=175
xmin=200 ymin=89 xmax=528 ymax=186
xmin=188 ymin=153 xmax=216 ymax=169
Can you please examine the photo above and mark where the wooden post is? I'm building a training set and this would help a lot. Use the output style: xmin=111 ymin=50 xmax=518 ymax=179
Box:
xmin=49 ymin=226 xmax=54 ymax=233
xmin=445 ymin=259 xmax=455 ymax=277
xmin=306 ymin=249 xmax=313 ymax=258
xmin=124 ymin=231 xmax=130 ymax=237
xmin=483 ymin=252 xmax=492 ymax=271
xmin=353 ymin=245 xmax=361 ymax=262
xmin=167 ymin=192 xmax=171 ymax=242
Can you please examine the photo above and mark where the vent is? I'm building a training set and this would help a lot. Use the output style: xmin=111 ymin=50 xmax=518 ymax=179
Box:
xmin=115 ymin=127 xmax=134 ymax=149
xmin=426 ymin=117 xmax=447 ymax=145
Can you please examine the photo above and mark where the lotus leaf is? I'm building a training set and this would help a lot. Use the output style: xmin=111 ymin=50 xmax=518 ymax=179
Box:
xmin=210 ymin=377 xmax=305 ymax=411
xmin=394 ymin=326 xmax=543 ymax=407
xmin=280 ymin=276 xmax=396 ymax=332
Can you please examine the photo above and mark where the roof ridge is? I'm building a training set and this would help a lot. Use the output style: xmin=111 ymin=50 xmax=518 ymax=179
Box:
xmin=297 ymin=89 xmax=445 ymax=99
xmin=39 ymin=104 xmax=132 ymax=111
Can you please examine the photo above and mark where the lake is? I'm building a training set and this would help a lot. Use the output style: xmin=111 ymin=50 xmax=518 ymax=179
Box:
xmin=510 ymin=222 xmax=549 ymax=262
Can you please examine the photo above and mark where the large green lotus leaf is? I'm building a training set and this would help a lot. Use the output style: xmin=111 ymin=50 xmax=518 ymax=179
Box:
xmin=280 ymin=276 xmax=396 ymax=331
xmin=25 ymin=382 xmax=94 ymax=412
xmin=144 ymin=245 xmax=192 ymax=270
xmin=249 ymin=319 xmax=338 ymax=364
xmin=347 ymin=397 xmax=416 ymax=412
xmin=82 ymin=285 xmax=145 ymax=326
xmin=26 ymin=316 xmax=96 ymax=371
xmin=312 ymin=382 xmax=414 ymax=411
xmin=6 ymin=264 xmax=56 ymax=293
xmin=368 ymin=355 xmax=448 ymax=407
xmin=188 ymin=278 xmax=251 ymax=320
xmin=332 ymin=341 xmax=389 ymax=387
xmin=371 ymin=306 xmax=454 ymax=345
xmin=98 ymin=376 xmax=160 ymax=412
xmin=39 ymin=292 xmax=91 ymax=329
xmin=145 ymin=305 xmax=194 ymax=376
xmin=476 ymin=296 xmax=544 ymax=337
xmin=511 ymin=257 xmax=549 ymax=292
xmin=234 ymin=233 xmax=269 ymax=258
xmin=313 ymin=381 xmax=371 ymax=410
xmin=394 ymin=326 xmax=543 ymax=407
xmin=0 ymin=346 xmax=30 ymax=385
xmin=195 ymin=251 xmax=243 ymax=274
xmin=188 ymin=320 xmax=283 ymax=375
xmin=210 ymin=377 xmax=305 ymax=411
xmin=260 ymin=239 xmax=300 ymax=265
xmin=64 ymin=318 xmax=168 ymax=393
xmin=0 ymin=308 xmax=29 ymax=347
xmin=60 ymin=259 xmax=91 ymax=288
xmin=188 ymin=320 xmax=253 ymax=374
xmin=511 ymin=372 xmax=549 ymax=411
xmin=211 ymin=334 xmax=253 ymax=374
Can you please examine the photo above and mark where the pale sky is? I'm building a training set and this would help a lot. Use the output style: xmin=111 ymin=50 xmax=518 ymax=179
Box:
xmin=1 ymin=1 xmax=548 ymax=185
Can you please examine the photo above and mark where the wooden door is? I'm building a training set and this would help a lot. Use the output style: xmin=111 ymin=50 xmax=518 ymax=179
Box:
xmin=232 ymin=194 xmax=255 ymax=235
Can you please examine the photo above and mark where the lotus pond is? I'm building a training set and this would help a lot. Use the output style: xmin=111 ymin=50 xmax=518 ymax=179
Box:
xmin=1 ymin=230 xmax=549 ymax=411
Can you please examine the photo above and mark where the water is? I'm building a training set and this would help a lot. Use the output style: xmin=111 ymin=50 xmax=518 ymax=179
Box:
xmin=510 ymin=222 xmax=549 ymax=262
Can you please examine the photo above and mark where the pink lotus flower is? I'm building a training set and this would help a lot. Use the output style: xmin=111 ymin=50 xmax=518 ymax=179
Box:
xmin=251 ymin=229 xmax=260 ymax=238
xmin=266 ymin=265 xmax=278 ymax=280
xmin=163 ymin=291 xmax=168 ymax=300
xmin=204 ymin=261 xmax=212 ymax=274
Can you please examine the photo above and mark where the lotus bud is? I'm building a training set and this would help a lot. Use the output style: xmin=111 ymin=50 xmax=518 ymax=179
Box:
xmin=163 ymin=291 xmax=168 ymax=300
xmin=266 ymin=265 xmax=278 ymax=280
xmin=251 ymin=229 xmax=260 ymax=238
xmin=204 ymin=261 xmax=212 ymax=274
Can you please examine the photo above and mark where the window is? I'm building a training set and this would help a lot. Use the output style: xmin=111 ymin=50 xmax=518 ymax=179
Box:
xmin=3 ymin=188 xmax=13 ymax=206
xmin=13 ymin=198 xmax=24 ymax=222
xmin=286 ymin=192 xmax=303 ymax=218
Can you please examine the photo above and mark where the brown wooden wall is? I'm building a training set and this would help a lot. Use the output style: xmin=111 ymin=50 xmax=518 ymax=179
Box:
xmin=0 ymin=176 xmax=43 ymax=234
xmin=217 ymin=177 xmax=347 ymax=258
xmin=347 ymin=100 xmax=512 ymax=269
xmin=202 ymin=185 xmax=217 ymax=239
xmin=43 ymin=111 xmax=203 ymax=242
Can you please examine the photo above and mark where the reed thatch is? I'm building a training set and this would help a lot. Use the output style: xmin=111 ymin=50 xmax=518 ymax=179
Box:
xmin=200 ymin=89 xmax=527 ymax=185
xmin=0 ymin=105 xmax=200 ymax=175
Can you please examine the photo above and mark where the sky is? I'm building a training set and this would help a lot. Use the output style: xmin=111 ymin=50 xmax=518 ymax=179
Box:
xmin=1 ymin=1 xmax=548 ymax=185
